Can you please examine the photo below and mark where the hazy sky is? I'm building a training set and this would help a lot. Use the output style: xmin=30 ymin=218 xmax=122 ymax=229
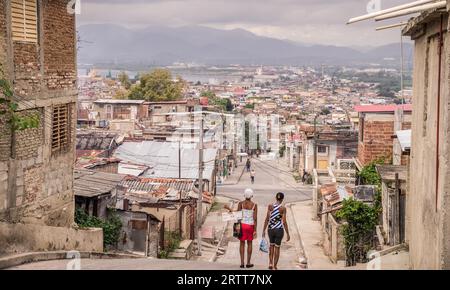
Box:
xmin=77 ymin=0 xmax=413 ymax=47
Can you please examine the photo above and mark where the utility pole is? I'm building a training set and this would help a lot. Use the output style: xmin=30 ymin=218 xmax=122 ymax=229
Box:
xmin=196 ymin=112 xmax=204 ymax=256
xmin=400 ymin=30 xmax=405 ymax=105
xmin=178 ymin=140 xmax=181 ymax=179
xmin=313 ymin=113 xmax=319 ymax=170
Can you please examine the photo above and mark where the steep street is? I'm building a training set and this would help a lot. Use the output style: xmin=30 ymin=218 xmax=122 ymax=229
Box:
xmin=215 ymin=157 xmax=312 ymax=270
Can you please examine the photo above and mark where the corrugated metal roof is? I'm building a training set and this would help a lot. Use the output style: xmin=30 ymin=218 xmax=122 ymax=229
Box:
xmin=74 ymin=169 xmax=126 ymax=198
xmin=76 ymin=133 xmax=117 ymax=151
xmin=114 ymin=141 xmax=218 ymax=180
xmin=396 ymin=129 xmax=411 ymax=151
xmin=121 ymin=177 xmax=196 ymax=194
xmin=118 ymin=163 xmax=150 ymax=176
xmin=119 ymin=176 xmax=213 ymax=203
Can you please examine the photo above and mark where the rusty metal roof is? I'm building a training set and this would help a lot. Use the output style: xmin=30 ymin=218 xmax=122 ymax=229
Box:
xmin=121 ymin=177 xmax=196 ymax=194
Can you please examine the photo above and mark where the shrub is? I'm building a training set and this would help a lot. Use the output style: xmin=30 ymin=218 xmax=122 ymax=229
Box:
xmin=336 ymin=198 xmax=379 ymax=267
xmin=75 ymin=207 xmax=122 ymax=250
xmin=159 ymin=231 xmax=182 ymax=259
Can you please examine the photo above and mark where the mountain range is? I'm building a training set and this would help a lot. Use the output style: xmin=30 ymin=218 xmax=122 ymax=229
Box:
xmin=77 ymin=24 xmax=413 ymax=66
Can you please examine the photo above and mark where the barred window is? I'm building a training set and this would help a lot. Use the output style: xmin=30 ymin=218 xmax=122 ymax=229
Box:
xmin=11 ymin=0 xmax=38 ymax=43
xmin=317 ymin=145 xmax=328 ymax=154
xmin=52 ymin=104 xmax=71 ymax=153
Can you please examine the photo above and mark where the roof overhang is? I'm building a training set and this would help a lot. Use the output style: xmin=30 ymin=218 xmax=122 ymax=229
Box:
xmin=403 ymin=8 xmax=448 ymax=38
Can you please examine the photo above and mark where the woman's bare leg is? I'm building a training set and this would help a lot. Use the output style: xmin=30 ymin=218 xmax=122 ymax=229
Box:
xmin=269 ymin=245 xmax=275 ymax=269
xmin=240 ymin=241 xmax=245 ymax=266
xmin=246 ymin=241 xmax=253 ymax=266
xmin=274 ymin=246 xmax=281 ymax=270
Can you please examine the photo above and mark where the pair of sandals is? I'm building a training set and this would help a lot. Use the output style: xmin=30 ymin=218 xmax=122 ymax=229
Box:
xmin=268 ymin=265 xmax=278 ymax=270
xmin=240 ymin=264 xmax=254 ymax=269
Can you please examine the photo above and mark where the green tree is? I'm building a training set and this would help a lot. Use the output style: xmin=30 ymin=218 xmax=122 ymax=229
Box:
xmin=225 ymin=98 xmax=233 ymax=112
xmin=201 ymin=91 xmax=216 ymax=99
xmin=128 ymin=69 xmax=184 ymax=101
xmin=321 ymin=107 xmax=331 ymax=115
xmin=201 ymin=91 xmax=233 ymax=112
xmin=117 ymin=71 xmax=131 ymax=90
xmin=113 ymin=89 xmax=129 ymax=100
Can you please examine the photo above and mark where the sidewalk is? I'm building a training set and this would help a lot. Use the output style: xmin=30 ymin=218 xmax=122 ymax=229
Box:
xmin=290 ymin=201 xmax=410 ymax=270
xmin=290 ymin=201 xmax=349 ymax=270
xmin=219 ymin=163 xmax=246 ymax=186
xmin=193 ymin=196 xmax=235 ymax=263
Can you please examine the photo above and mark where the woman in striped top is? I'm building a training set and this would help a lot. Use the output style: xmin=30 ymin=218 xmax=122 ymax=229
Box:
xmin=263 ymin=192 xmax=290 ymax=270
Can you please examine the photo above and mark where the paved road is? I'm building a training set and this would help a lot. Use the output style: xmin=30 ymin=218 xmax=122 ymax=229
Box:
xmin=8 ymin=258 xmax=260 ymax=270
xmin=216 ymin=158 xmax=312 ymax=270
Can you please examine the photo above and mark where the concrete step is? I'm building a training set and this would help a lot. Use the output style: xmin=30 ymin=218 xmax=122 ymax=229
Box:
xmin=179 ymin=240 xmax=193 ymax=250
xmin=168 ymin=252 xmax=188 ymax=260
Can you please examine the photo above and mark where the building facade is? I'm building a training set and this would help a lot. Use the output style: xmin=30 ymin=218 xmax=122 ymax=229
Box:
xmin=404 ymin=4 xmax=450 ymax=269
xmin=0 ymin=0 xmax=77 ymax=227
xmin=355 ymin=105 xmax=412 ymax=168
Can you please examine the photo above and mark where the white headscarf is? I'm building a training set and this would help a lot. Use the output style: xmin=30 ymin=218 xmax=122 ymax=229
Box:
xmin=244 ymin=188 xmax=254 ymax=199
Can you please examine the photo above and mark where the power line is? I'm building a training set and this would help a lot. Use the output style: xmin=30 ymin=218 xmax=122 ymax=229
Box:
xmin=252 ymin=160 xmax=304 ymax=193
xmin=255 ymin=158 xmax=294 ymax=176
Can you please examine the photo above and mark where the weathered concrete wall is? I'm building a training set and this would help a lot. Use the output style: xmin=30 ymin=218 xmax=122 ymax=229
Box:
xmin=116 ymin=211 xmax=159 ymax=258
xmin=0 ymin=0 xmax=77 ymax=227
xmin=321 ymin=213 xmax=345 ymax=263
xmin=408 ymin=14 xmax=450 ymax=269
xmin=442 ymin=6 xmax=450 ymax=270
xmin=0 ymin=222 xmax=103 ymax=254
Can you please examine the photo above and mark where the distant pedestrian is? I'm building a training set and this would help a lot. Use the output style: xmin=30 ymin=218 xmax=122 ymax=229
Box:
xmin=250 ymin=169 xmax=256 ymax=184
xmin=225 ymin=189 xmax=258 ymax=269
xmin=263 ymin=192 xmax=291 ymax=270
xmin=302 ymin=170 xmax=307 ymax=183
xmin=246 ymin=158 xmax=251 ymax=172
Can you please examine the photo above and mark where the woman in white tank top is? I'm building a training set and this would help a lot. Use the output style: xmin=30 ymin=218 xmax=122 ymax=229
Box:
xmin=225 ymin=188 xmax=258 ymax=268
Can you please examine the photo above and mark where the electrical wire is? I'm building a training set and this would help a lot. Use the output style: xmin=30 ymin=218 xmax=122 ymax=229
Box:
xmin=252 ymin=159 xmax=308 ymax=194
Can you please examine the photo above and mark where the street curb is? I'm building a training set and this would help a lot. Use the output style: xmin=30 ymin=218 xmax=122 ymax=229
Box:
xmin=217 ymin=166 xmax=246 ymax=187
xmin=0 ymin=251 xmax=143 ymax=270
xmin=207 ymin=195 xmax=238 ymax=263
xmin=237 ymin=166 xmax=246 ymax=183
xmin=209 ymin=219 xmax=230 ymax=263
xmin=286 ymin=200 xmax=313 ymax=269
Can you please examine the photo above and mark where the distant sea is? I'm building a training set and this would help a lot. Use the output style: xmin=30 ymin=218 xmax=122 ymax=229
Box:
xmin=77 ymin=68 xmax=242 ymax=84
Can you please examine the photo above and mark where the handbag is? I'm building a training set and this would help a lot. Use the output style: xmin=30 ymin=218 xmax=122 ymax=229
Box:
xmin=233 ymin=221 xmax=243 ymax=239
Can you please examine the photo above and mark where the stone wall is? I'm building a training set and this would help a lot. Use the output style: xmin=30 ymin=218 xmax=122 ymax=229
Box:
xmin=0 ymin=222 xmax=103 ymax=254
xmin=12 ymin=109 xmax=44 ymax=160
xmin=0 ymin=0 xmax=7 ymax=66
xmin=0 ymin=113 xmax=11 ymax=162
xmin=0 ymin=0 xmax=78 ymax=228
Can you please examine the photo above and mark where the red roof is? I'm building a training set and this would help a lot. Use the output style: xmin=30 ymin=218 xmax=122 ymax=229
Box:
xmin=354 ymin=104 xmax=412 ymax=113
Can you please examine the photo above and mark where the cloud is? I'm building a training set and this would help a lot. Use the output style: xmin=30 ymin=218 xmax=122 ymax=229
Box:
xmin=77 ymin=0 xmax=413 ymax=46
